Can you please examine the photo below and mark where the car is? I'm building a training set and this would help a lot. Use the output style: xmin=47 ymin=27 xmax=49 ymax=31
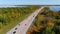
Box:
xmin=15 ymin=28 xmax=17 ymax=30
xmin=13 ymin=31 xmax=16 ymax=34
xmin=33 ymin=16 xmax=34 ymax=17
xmin=25 ymin=24 xmax=26 ymax=25
xmin=18 ymin=24 xmax=20 ymax=26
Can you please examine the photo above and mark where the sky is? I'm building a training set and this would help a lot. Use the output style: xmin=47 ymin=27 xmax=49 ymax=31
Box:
xmin=0 ymin=0 xmax=60 ymax=5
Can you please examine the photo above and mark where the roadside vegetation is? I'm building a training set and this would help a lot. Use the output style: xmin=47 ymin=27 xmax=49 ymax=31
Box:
xmin=27 ymin=7 xmax=60 ymax=34
xmin=0 ymin=6 xmax=41 ymax=34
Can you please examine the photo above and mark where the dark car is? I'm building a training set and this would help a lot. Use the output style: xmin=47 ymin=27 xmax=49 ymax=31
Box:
xmin=18 ymin=24 xmax=20 ymax=26
xmin=13 ymin=31 xmax=16 ymax=34
xmin=25 ymin=24 xmax=27 ymax=25
xmin=15 ymin=28 xmax=17 ymax=30
xmin=33 ymin=16 xmax=34 ymax=17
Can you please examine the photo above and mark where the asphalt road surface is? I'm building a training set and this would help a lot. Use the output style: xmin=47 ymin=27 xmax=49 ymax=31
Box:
xmin=6 ymin=6 xmax=45 ymax=34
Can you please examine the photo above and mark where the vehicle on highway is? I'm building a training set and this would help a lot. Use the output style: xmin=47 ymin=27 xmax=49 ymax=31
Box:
xmin=18 ymin=24 xmax=20 ymax=26
xmin=13 ymin=31 xmax=16 ymax=34
xmin=15 ymin=28 xmax=17 ymax=30
xmin=25 ymin=24 xmax=27 ymax=25
xmin=33 ymin=16 xmax=34 ymax=17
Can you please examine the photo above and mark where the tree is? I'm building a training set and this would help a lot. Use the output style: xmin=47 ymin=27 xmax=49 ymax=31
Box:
xmin=0 ymin=23 xmax=2 ymax=29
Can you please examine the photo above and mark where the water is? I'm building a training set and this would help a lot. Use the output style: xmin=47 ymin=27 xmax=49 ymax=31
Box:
xmin=49 ymin=6 xmax=60 ymax=12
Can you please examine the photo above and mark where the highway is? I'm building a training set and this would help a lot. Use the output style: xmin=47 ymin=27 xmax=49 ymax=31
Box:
xmin=6 ymin=6 xmax=45 ymax=34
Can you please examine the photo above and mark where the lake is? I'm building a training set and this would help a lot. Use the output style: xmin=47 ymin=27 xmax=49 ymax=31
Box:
xmin=49 ymin=6 xmax=60 ymax=12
